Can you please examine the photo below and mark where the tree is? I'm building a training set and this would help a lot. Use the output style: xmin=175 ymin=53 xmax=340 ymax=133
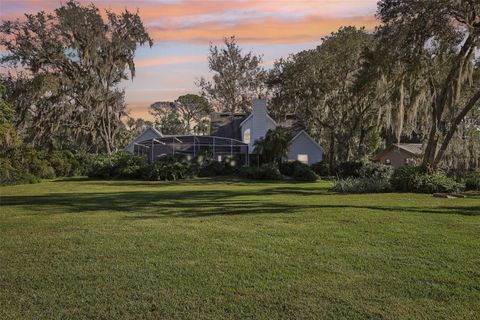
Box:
xmin=0 ymin=0 xmax=153 ymax=153
xmin=149 ymin=102 xmax=184 ymax=135
xmin=149 ymin=94 xmax=212 ymax=135
xmin=0 ymin=84 xmax=22 ymax=152
xmin=374 ymin=0 xmax=480 ymax=170
xmin=198 ymin=36 xmax=267 ymax=113
xmin=268 ymin=27 xmax=378 ymax=171
xmin=175 ymin=94 xmax=212 ymax=134
xmin=253 ymin=127 xmax=291 ymax=166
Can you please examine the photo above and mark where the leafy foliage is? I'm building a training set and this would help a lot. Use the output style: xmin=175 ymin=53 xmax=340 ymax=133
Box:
xmin=141 ymin=159 xmax=189 ymax=181
xmin=198 ymin=36 xmax=267 ymax=113
xmin=332 ymin=177 xmax=392 ymax=194
xmin=150 ymin=94 xmax=212 ymax=135
xmin=374 ymin=0 xmax=480 ymax=169
xmin=391 ymin=166 xmax=463 ymax=193
xmin=238 ymin=165 xmax=282 ymax=180
xmin=279 ymin=160 xmax=317 ymax=181
xmin=0 ymin=0 xmax=152 ymax=153
xmin=253 ymin=127 xmax=291 ymax=166
xmin=465 ymin=171 xmax=480 ymax=191
xmin=268 ymin=27 xmax=378 ymax=171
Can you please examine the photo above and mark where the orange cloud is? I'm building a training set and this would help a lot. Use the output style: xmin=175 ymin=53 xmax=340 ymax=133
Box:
xmin=149 ymin=15 xmax=379 ymax=44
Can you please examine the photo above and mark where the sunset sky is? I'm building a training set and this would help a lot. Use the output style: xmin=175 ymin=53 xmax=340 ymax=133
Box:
xmin=0 ymin=0 xmax=379 ymax=119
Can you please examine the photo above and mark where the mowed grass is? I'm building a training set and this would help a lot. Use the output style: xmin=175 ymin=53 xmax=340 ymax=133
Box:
xmin=0 ymin=178 xmax=479 ymax=319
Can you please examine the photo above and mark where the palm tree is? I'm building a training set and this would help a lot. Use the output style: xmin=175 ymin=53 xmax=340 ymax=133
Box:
xmin=253 ymin=127 xmax=291 ymax=166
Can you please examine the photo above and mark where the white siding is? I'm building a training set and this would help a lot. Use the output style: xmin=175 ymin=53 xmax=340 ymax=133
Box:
xmin=288 ymin=132 xmax=323 ymax=165
xmin=241 ymin=99 xmax=277 ymax=154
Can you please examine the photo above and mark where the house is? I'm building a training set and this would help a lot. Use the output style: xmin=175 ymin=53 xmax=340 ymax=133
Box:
xmin=371 ymin=143 xmax=423 ymax=169
xmin=211 ymin=99 xmax=323 ymax=166
xmin=125 ymin=126 xmax=163 ymax=154
xmin=127 ymin=98 xmax=323 ymax=166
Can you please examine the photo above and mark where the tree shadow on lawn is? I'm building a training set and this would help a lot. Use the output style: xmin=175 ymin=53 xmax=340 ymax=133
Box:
xmin=2 ymin=187 xmax=478 ymax=218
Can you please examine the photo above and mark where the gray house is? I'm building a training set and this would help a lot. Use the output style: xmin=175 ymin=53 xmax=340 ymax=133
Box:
xmin=211 ymin=99 xmax=324 ymax=165
xmin=127 ymin=99 xmax=323 ymax=166
xmin=125 ymin=127 xmax=163 ymax=154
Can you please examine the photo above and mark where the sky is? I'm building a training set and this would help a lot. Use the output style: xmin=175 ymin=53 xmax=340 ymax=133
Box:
xmin=0 ymin=0 xmax=379 ymax=119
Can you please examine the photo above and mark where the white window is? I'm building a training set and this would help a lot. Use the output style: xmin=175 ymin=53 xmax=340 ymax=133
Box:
xmin=297 ymin=154 xmax=309 ymax=164
xmin=243 ymin=128 xmax=251 ymax=144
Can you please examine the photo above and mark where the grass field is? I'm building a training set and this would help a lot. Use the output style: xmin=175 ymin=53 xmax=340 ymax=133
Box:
xmin=0 ymin=178 xmax=479 ymax=319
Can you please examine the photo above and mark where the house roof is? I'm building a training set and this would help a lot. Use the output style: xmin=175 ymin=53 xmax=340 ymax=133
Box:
xmin=210 ymin=112 xmax=247 ymax=141
xmin=372 ymin=143 xmax=423 ymax=160
xmin=239 ymin=113 xmax=277 ymax=127
xmin=290 ymin=130 xmax=324 ymax=152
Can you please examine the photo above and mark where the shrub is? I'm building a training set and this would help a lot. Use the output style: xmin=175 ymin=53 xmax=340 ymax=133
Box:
xmin=48 ymin=150 xmax=79 ymax=177
xmin=358 ymin=162 xmax=393 ymax=180
xmin=311 ymin=161 xmax=330 ymax=177
xmin=391 ymin=166 xmax=463 ymax=193
xmin=0 ymin=157 xmax=39 ymax=186
xmin=23 ymin=149 xmax=56 ymax=179
xmin=337 ymin=161 xmax=363 ymax=178
xmin=332 ymin=177 xmax=392 ymax=193
xmin=111 ymin=152 xmax=149 ymax=179
xmin=413 ymin=173 xmax=463 ymax=194
xmin=279 ymin=161 xmax=307 ymax=177
xmin=238 ymin=164 xmax=282 ymax=180
xmin=292 ymin=165 xmax=318 ymax=182
xmin=86 ymin=154 xmax=113 ymax=179
xmin=198 ymin=160 xmax=225 ymax=177
xmin=390 ymin=165 xmax=423 ymax=192
xmin=465 ymin=171 xmax=480 ymax=191
xmin=142 ymin=159 xmax=189 ymax=181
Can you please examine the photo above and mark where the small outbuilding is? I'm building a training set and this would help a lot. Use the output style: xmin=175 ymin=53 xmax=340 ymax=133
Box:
xmin=372 ymin=143 xmax=423 ymax=169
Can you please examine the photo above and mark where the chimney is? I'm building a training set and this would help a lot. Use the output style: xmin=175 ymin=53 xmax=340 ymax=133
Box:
xmin=252 ymin=98 xmax=267 ymax=115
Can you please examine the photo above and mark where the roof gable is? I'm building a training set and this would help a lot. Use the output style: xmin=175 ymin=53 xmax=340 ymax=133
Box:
xmin=239 ymin=113 xmax=277 ymax=128
xmin=290 ymin=130 xmax=323 ymax=151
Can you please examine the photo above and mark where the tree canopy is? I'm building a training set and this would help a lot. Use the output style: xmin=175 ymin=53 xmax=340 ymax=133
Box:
xmin=198 ymin=36 xmax=267 ymax=113
xmin=0 ymin=0 xmax=152 ymax=153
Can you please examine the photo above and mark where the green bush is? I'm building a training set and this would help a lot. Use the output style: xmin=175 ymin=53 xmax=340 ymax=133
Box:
xmin=48 ymin=150 xmax=80 ymax=177
xmin=292 ymin=165 xmax=318 ymax=182
xmin=111 ymin=152 xmax=149 ymax=179
xmin=358 ymin=162 xmax=393 ymax=180
xmin=391 ymin=166 xmax=463 ymax=193
xmin=465 ymin=171 xmax=480 ymax=191
xmin=142 ymin=159 xmax=189 ymax=181
xmin=279 ymin=161 xmax=307 ymax=177
xmin=238 ymin=165 xmax=282 ymax=180
xmin=413 ymin=173 xmax=463 ymax=194
xmin=198 ymin=160 xmax=225 ymax=177
xmin=337 ymin=161 xmax=363 ymax=178
xmin=311 ymin=161 xmax=329 ymax=177
xmin=390 ymin=166 xmax=423 ymax=192
xmin=86 ymin=154 xmax=113 ymax=179
xmin=85 ymin=152 xmax=149 ymax=179
xmin=0 ymin=157 xmax=39 ymax=186
xmin=332 ymin=177 xmax=392 ymax=193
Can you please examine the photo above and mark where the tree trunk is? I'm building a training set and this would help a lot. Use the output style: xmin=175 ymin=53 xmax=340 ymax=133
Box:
xmin=357 ymin=127 xmax=366 ymax=159
xmin=328 ymin=132 xmax=336 ymax=174
xmin=432 ymin=89 xmax=480 ymax=169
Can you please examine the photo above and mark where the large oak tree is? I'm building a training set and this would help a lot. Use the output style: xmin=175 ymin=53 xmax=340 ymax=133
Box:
xmin=0 ymin=0 xmax=152 ymax=153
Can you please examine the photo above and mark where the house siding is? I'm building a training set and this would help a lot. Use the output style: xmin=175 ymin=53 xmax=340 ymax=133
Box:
xmin=288 ymin=132 xmax=323 ymax=165
xmin=241 ymin=99 xmax=276 ymax=153
xmin=375 ymin=149 xmax=417 ymax=169
xmin=125 ymin=128 xmax=162 ymax=153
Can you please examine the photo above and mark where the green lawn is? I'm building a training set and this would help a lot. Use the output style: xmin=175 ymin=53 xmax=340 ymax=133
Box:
xmin=0 ymin=178 xmax=479 ymax=319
